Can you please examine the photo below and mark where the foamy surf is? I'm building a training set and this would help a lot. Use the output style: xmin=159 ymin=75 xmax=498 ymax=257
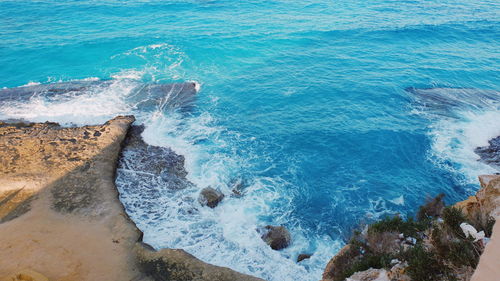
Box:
xmin=136 ymin=112 xmax=342 ymax=281
xmin=410 ymin=87 xmax=500 ymax=184
xmin=428 ymin=110 xmax=500 ymax=183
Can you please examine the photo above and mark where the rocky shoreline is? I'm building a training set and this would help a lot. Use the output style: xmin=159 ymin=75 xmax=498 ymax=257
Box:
xmin=321 ymin=175 xmax=500 ymax=281
xmin=0 ymin=115 xmax=498 ymax=281
xmin=0 ymin=116 xmax=262 ymax=281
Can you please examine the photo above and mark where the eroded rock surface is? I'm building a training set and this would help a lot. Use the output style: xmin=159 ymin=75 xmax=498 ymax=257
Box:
xmin=475 ymin=136 xmax=500 ymax=168
xmin=0 ymin=117 xmax=262 ymax=281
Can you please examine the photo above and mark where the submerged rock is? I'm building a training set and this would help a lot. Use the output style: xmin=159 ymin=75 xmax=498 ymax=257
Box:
xmin=260 ymin=225 xmax=291 ymax=250
xmin=198 ymin=187 xmax=225 ymax=208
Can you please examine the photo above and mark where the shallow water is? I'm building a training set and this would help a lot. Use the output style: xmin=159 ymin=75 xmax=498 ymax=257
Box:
xmin=1 ymin=1 xmax=499 ymax=280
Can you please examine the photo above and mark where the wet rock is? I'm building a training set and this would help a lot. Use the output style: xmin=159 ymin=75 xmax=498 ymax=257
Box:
xmin=229 ymin=178 xmax=248 ymax=197
xmin=297 ymin=253 xmax=312 ymax=262
xmin=475 ymin=136 xmax=500 ymax=168
xmin=198 ymin=187 xmax=224 ymax=208
xmin=260 ymin=225 xmax=291 ymax=250
xmin=116 ymin=125 xmax=194 ymax=197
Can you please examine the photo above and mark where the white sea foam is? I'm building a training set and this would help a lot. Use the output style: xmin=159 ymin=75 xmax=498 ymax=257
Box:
xmin=0 ymin=79 xmax=137 ymax=125
xmin=428 ymin=110 xmax=500 ymax=184
xmin=111 ymin=70 xmax=145 ymax=80
xmin=390 ymin=195 xmax=405 ymax=206
xmin=0 ymin=41 xmax=339 ymax=280
xmin=133 ymin=110 xmax=341 ymax=281
xmin=21 ymin=81 xmax=41 ymax=87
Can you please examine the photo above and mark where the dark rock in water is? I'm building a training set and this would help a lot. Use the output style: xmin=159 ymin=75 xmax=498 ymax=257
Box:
xmin=116 ymin=124 xmax=194 ymax=211
xmin=198 ymin=187 xmax=224 ymax=208
xmin=229 ymin=178 xmax=249 ymax=197
xmin=121 ymin=125 xmax=188 ymax=179
xmin=475 ymin=136 xmax=500 ymax=168
xmin=297 ymin=253 xmax=312 ymax=262
xmin=0 ymin=80 xmax=199 ymax=112
xmin=260 ymin=225 xmax=291 ymax=250
xmin=231 ymin=188 xmax=243 ymax=198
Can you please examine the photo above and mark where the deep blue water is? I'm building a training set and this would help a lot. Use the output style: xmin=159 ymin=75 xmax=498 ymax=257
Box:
xmin=1 ymin=0 xmax=499 ymax=280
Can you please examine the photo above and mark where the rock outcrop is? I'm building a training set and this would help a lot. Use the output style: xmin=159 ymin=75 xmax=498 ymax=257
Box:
xmin=198 ymin=187 xmax=225 ymax=208
xmin=475 ymin=136 xmax=500 ymax=167
xmin=322 ymin=244 xmax=361 ymax=281
xmin=260 ymin=225 xmax=291 ymax=250
xmin=0 ymin=117 xmax=262 ymax=281
xmin=322 ymin=174 xmax=499 ymax=281
xmin=459 ymin=175 xmax=500 ymax=281
xmin=346 ymin=268 xmax=389 ymax=281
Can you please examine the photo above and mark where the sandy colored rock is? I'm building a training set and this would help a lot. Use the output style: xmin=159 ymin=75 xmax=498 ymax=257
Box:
xmin=135 ymin=243 xmax=262 ymax=281
xmin=455 ymin=175 xmax=500 ymax=219
xmin=0 ymin=117 xmax=262 ymax=281
xmin=346 ymin=268 xmax=389 ymax=281
xmin=467 ymin=175 xmax=500 ymax=281
xmin=1 ymin=269 xmax=49 ymax=281
xmin=322 ymin=244 xmax=362 ymax=281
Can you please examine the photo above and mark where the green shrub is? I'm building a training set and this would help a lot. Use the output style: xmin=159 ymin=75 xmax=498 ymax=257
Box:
xmin=417 ymin=193 xmax=445 ymax=221
xmin=431 ymin=225 xmax=480 ymax=268
xmin=336 ymin=253 xmax=393 ymax=281
xmin=442 ymin=207 xmax=467 ymax=237
xmin=403 ymin=244 xmax=450 ymax=281
xmin=368 ymin=215 xmax=429 ymax=238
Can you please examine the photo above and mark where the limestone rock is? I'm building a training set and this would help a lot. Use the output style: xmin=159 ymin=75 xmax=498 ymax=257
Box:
xmin=0 ymin=116 xmax=263 ymax=281
xmin=322 ymin=244 xmax=362 ymax=281
xmin=198 ymin=187 xmax=224 ymax=208
xmin=1 ymin=269 xmax=49 ymax=281
xmin=260 ymin=225 xmax=291 ymax=250
xmin=455 ymin=175 xmax=500 ymax=219
xmin=346 ymin=268 xmax=389 ymax=281
xmin=135 ymin=243 xmax=263 ymax=281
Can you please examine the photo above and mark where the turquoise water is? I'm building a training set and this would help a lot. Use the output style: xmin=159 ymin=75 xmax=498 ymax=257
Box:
xmin=1 ymin=1 xmax=499 ymax=280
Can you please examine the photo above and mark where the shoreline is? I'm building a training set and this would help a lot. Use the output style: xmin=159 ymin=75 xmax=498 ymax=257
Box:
xmin=322 ymin=175 xmax=500 ymax=281
xmin=0 ymin=116 xmax=262 ymax=281
xmin=0 ymin=115 xmax=498 ymax=281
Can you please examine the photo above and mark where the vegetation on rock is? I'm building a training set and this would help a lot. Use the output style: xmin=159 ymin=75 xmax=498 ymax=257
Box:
xmin=324 ymin=194 xmax=494 ymax=281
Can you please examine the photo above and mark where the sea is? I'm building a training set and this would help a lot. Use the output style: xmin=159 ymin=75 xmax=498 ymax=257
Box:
xmin=0 ymin=1 xmax=499 ymax=280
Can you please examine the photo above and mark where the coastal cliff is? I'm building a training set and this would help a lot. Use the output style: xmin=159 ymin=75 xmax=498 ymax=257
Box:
xmin=0 ymin=117 xmax=262 ymax=281
xmin=321 ymin=174 xmax=500 ymax=281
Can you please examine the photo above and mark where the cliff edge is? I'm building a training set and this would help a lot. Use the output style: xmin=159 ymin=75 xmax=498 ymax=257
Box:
xmin=0 ymin=116 xmax=262 ymax=281
xmin=321 ymin=174 xmax=500 ymax=281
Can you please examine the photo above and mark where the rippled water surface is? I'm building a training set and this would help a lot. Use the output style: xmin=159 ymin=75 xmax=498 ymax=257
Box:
xmin=1 ymin=0 xmax=499 ymax=280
